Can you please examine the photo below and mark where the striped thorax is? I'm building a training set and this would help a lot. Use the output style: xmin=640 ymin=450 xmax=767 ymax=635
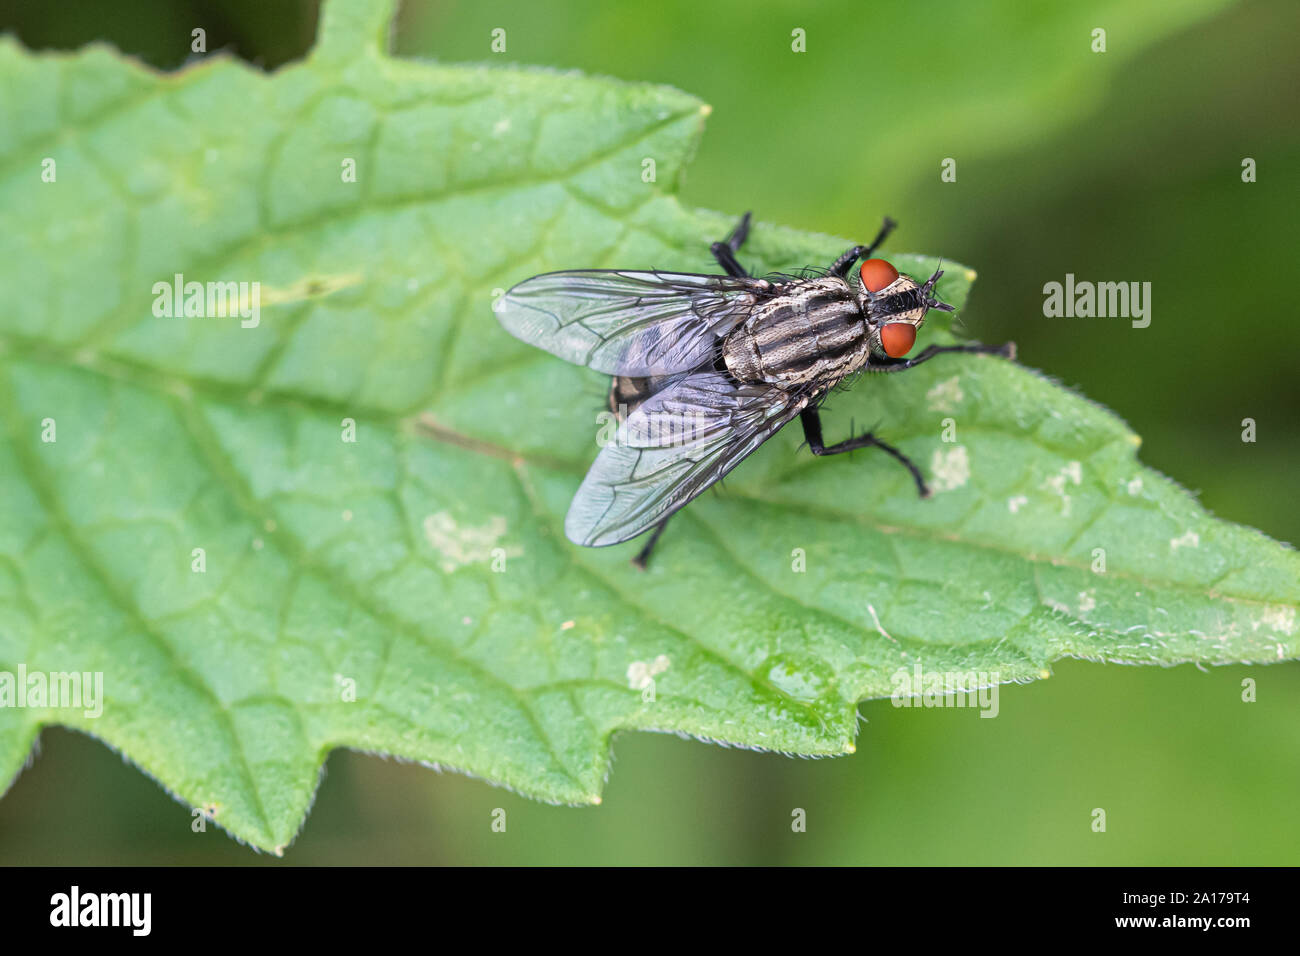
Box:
xmin=722 ymin=276 xmax=869 ymax=387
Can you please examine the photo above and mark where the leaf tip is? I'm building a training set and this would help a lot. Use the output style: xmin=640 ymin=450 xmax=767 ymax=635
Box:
xmin=699 ymin=103 xmax=713 ymax=118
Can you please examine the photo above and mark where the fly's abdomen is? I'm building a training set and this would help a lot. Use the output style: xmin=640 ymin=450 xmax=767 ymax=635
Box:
xmin=723 ymin=280 xmax=866 ymax=387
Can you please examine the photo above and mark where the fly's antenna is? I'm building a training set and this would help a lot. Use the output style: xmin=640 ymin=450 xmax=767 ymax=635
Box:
xmin=921 ymin=260 xmax=956 ymax=312
xmin=920 ymin=260 xmax=944 ymax=295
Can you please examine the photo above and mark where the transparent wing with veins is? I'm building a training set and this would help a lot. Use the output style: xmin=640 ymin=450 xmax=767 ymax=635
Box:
xmin=497 ymin=270 xmax=768 ymax=377
xmin=565 ymin=371 xmax=806 ymax=546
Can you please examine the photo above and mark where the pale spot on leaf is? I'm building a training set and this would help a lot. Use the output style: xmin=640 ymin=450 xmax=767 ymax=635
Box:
xmin=1254 ymin=605 xmax=1296 ymax=635
xmin=423 ymin=511 xmax=521 ymax=573
xmin=926 ymin=375 xmax=963 ymax=413
xmin=929 ymin=445 xmax=970 ymax=492
xmin=1041 ymin=461 xmax=1083 ymax=515
xmin=627 ymin=654 xmax=670 ymax=690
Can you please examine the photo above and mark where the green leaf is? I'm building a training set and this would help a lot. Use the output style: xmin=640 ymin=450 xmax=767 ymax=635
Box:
xmin=1 ymin=0 xmax=1295 ymax=853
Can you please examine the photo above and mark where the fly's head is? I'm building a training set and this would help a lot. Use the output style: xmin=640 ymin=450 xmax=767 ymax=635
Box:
xmin=856 ymin=259 xmax=957 ymax=359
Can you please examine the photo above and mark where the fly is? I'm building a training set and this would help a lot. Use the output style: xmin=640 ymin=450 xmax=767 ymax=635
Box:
xmin=496 ymin=213 xmax=1015 ymax=567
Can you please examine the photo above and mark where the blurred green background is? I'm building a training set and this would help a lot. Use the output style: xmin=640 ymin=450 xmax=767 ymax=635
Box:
xmin=1 ymin=0 xmax=1297 ymax=864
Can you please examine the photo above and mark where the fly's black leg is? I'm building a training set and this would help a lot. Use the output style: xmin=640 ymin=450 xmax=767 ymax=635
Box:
xmin=800 ymin=406 xmax=930 ymax=498
xmin=711 ymin=245 xmax=748 ymax=278
xmin=869 ymin=341 xmax=1016 ymax=373
xmin=862 ymin=216 xmax=899 ymax=260
xmin=711 ymin=211 xmax=753 ymax=278
xmin=631 ymin=518 xmax=670 ymax=570
xmin=723 ymin=210 xmax=752 ymax=251
xmin=829 ymin=216 xmax=898 ymax=278
xmin=829 ymin=248 xmax=866 ymax=279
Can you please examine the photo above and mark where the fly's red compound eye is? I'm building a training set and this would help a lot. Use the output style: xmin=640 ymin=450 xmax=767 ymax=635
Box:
xmin=880 ymin=322 xmax=917 ymax=358
xmin=860 ymin=258 xmax=899 ymax=293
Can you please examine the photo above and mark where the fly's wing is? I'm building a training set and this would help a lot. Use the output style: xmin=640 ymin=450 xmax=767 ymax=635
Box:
xmin=497 ymin=270 xmax=764 ymax=376
xmin=565 ymin=371 xmax=804 ymax=547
